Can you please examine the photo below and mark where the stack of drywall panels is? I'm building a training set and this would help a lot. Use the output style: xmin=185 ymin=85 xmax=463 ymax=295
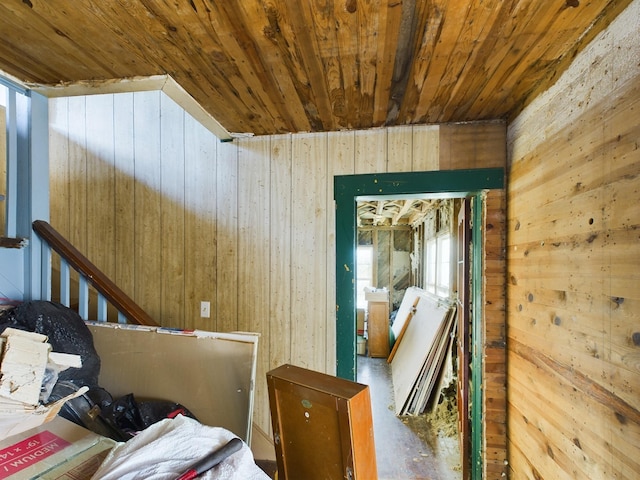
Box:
xmin=390 ymin=290 xmax=455 ymax=415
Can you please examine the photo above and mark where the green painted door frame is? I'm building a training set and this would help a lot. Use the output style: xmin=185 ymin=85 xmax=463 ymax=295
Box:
xmin=334 ymin=167 xmax=504 ymax=479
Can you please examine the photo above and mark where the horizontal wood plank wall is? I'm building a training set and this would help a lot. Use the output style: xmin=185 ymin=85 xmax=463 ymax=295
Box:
xmin=506 ymin=2 xmax=640 ymax=478
xmin=483 ymin=188 xmax=508 ymax=479
xmin=48 ymin=97 xmax=506 ymax=463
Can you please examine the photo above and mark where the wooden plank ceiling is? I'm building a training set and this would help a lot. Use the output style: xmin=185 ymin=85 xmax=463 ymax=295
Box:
xmin=0 ymin=0 xmax=630 ymax=136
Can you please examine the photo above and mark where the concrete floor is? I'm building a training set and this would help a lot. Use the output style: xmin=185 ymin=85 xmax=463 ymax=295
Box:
xmin=357 ymin=355 xmax=462 ymax=480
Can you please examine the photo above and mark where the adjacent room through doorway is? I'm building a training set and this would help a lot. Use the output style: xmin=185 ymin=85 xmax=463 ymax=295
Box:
xmin=354 ymin=196 xmax=464 ymax=479
xmin=334 ymin=168 xmax=505 ymax=480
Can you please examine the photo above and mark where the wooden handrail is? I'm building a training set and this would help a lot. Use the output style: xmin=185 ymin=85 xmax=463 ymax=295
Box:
xmin=32 ymin=220 xmax=158 ymax=326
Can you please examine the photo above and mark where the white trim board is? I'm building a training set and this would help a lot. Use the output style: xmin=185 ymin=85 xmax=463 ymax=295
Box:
xmin=28 ymin=74 xmax=232 ymax=141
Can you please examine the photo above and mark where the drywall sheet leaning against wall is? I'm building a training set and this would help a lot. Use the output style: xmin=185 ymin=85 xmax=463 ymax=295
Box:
xmin=390 ymin=293 xmax=451 ymax=414
xmin=85 ymin=323 xmax=258 ymax=444
xmin=390 ymin=286 xmax=425 ymax=341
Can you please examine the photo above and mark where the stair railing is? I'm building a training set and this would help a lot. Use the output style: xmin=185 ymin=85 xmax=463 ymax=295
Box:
xmin=32 ymin=220 xmax=157 ymax=326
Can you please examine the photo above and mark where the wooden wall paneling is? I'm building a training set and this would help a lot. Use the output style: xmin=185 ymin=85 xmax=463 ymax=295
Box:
xmin=602 ymin=76 xmax=640 ymax=414
xmin=412 ymin=124 xmax=440 ymax=171
xmin=159 ymin=95 xmax=185 ymax=328
xmin=48 ymin=98 xmax=70 ymax=290
xmin=237 ymin=136 xmax=271 ymax=436
xmin=85 ymin=95 xmax=116 ymax=320
xmin=85 ymin=94 xmax=115 ymax=281
xmin=65 ymin=96 xmax=88 ymax=307
xmin=608 ymin=301 xmax=640 ymax=410
xmin=472 ymin=121 xmax=506 ymax=169
xmin=437 ymin=123 xmax=454 ymax=171
xmin=506 ymin=436 xmax=539 ymax=480
xmin=326 ymin=131 xmax=356 ymax=374
xmin=291 ymin=133 xmax=328 ymax=372
xmin=133 ymin=91 xmax=162 ymax=320
xmin=183 ymin=113 xmax=217 ymax=331
xmin=269 ymin=134 xmax=292 ymax=381
xmin=237 ymin=136 xmax=271 ymax=334
xmin=386 ymin=125 xmax=413 ymax=172
xmin=67 ymin=96 xmax=87 ymax=253
xmin=506 ymin=6 xmax=640 ymax=477
xmin=440 ymin=121 xmax=506 ymax=170
xmin=355 ymin=128 xmax=387 ymax=174
xmin=507 ymin=345 xmax=636 ymax=479
xmin=508 ymin=262 xmax=613 ymax=372
xmin=113 ymin=93 xmax=136 ymax=309
xmin=215 ymin=139 xmax=239 ymax=333
xmin=506 ymin=366 xmax=608 ymax=479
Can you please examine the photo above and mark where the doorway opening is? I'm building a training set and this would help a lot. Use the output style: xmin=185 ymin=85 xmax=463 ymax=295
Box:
xmin=334 ymin=168 xmax=504 ymax=480
xmin=355 ymin=195 xmax=464 ymax=479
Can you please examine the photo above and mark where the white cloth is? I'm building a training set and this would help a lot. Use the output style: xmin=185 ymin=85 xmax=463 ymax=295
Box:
xmin=90 ymin=415 xmax=270 ymax=480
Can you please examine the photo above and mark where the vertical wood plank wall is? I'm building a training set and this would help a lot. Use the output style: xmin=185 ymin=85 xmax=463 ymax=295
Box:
xmin=48 ymin=96 xmax=506 ymax=463
xmin=506 ymin=1 xmax=640 ymax=478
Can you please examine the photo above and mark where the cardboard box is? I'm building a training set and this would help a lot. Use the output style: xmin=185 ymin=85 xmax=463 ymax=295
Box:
xmin=0 ymin=415 xmax=115 ymax=479
xmin=86 ymin=323 xmax=259 ymax=443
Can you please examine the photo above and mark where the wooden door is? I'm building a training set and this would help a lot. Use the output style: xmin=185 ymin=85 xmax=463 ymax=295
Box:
xmin=456 ymin=199 xmax=471 ymax=478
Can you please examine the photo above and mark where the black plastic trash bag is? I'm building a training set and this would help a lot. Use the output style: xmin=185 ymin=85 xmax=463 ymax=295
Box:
xmin=50 ymin=381 xmax=129 ymax=441
xmin=0 ymin=300 xmax=101 ymax=386
xmin=102 ymin=393 xmax=198 ymax=440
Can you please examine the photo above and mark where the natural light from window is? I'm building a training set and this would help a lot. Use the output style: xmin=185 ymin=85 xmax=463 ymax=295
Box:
xmin=424 ymin=233 xmax=451 ymax=298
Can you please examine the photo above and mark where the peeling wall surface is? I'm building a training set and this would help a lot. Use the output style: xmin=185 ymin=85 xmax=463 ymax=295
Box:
xmin=506 ymin=0 xmax=640 ymax=478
